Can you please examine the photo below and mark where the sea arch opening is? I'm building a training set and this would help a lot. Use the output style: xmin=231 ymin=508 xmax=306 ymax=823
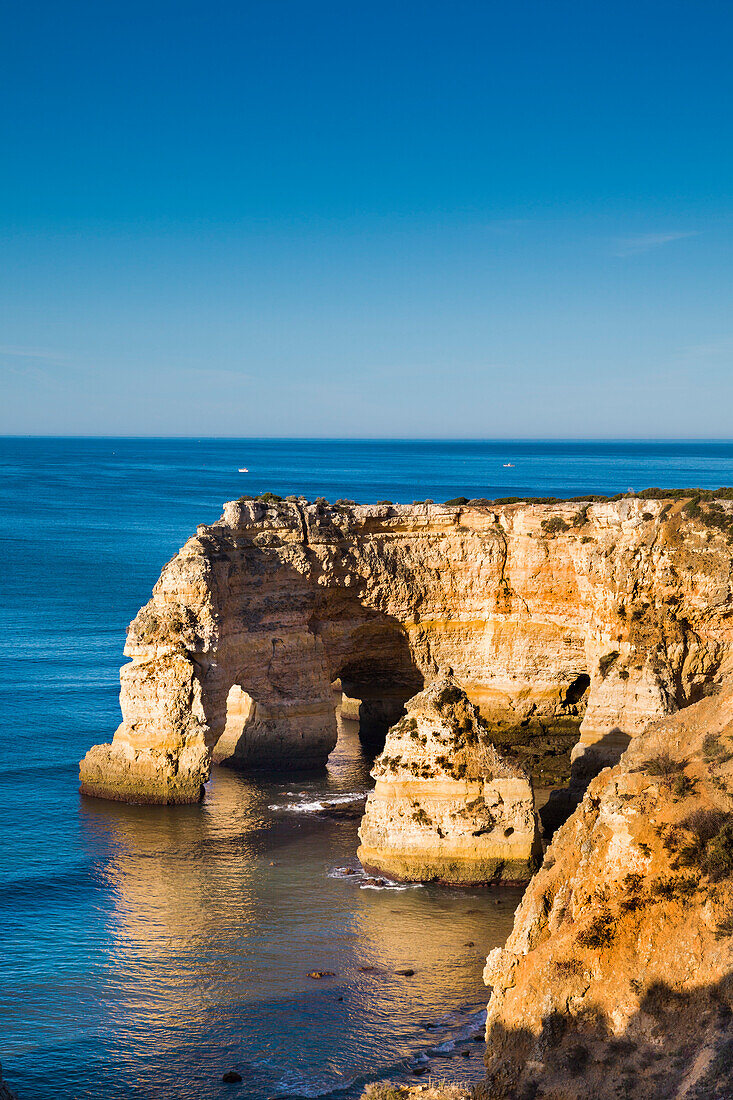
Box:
xmin=325 ymin=619 xmax=425 ymax=754
xmin=212 ymin=682 xmax=259 ymax=768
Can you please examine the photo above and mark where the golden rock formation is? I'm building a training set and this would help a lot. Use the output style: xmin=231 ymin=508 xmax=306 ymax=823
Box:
xmin=80 ymin=496 xmax=733 ymax=804
xmin=358 ymin=676 xmax=541 ymax=883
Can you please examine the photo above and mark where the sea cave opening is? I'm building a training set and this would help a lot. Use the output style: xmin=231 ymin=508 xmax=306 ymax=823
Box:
xmin=212 ymin=682 xmax=258 ymax=768
xmin=320 ymin=613 xmax=424 ymax=755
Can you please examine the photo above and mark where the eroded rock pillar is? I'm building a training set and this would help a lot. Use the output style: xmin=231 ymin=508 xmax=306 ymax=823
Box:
xmin=79 ymin=650 xmax=210 ymax=804
xmin=358 ymin=676 xmax=541 ymax=883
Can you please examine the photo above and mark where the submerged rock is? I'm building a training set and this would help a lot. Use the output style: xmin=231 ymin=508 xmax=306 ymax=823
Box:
xmin=0 ymin=1065 xmax=18 ymax=1100
xmin=221 ymin=1070 xmax=242 ymax=1083
xmin=312 ymin=797 xmax=366 ymax=819
xmin=357 ymin=677 xmax=541 ymax=884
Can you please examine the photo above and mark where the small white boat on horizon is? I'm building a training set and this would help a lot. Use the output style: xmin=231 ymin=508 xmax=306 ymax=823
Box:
xmin=503 ymin=463 xmax=515 ymax=468
xmin=238 ymin=467 xmax=249 ymax=472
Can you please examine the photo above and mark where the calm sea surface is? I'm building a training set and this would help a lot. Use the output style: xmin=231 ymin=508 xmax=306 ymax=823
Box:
xmin=2 ymin=438 xmax=733 ymax=1100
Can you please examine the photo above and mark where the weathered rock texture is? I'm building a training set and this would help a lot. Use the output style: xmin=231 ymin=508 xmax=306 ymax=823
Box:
xmin=481 ymin=687 xmax=733 ymax=1100
xmin=80 ymin=496 xmax=733 ymax=803
xmin=358 ymin=676 xmax=541 ymax=883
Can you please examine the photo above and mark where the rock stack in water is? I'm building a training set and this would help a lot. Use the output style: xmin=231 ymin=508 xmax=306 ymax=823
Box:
xmin=357 ymin=675 xmax=541 ymax=884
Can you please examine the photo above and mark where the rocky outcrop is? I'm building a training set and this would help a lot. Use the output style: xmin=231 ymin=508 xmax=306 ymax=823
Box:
xmin=481 ymin=687 xmax=733 ymax=1100
xmin=361 ymin=1085 xmax=471 ymax=1100
xmin=358 ymin=676 xmax=541 ymax=883
xmin=80 ymin=495 xmax=733 ymax=804
xmin=0 ymin=1065 xmax=18 ymax=1100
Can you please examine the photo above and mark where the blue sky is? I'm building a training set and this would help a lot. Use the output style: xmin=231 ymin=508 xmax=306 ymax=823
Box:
xmin=1 ymin=0 xmax=732 ymax=437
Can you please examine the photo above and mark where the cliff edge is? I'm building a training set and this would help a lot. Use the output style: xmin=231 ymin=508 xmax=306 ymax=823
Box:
xmin=482 ymin=686 xmax=733 ymax=1099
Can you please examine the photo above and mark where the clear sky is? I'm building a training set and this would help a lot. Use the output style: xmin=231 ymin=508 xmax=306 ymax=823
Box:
xmin=2 ymin=0 xmax=732 ymax=437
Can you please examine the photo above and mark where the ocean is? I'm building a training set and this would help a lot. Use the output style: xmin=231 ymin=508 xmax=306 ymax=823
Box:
xmin=2 ymin=437 xmax=732 ymax=1100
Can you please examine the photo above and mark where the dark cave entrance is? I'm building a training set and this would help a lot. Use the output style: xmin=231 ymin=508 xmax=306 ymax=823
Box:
xmin=563 ymin=672 xmax=591 ymax=708
xmin=482 ymin=669 xmax=593 ymax=841
xmin=338 ymin=666 xmax=422 ymax=752
xmin=329 ymin=622 xmax=423 ymax=754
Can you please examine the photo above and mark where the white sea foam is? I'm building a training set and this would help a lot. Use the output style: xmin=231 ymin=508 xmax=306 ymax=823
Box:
xmin=327 ymin=864 xmax=423 ymax=890
xmin=429 ymin=1040 xmax=456 ymax=1055
xmin=268 ymin=791 xmax=366 ymax=813
xmin=360 ymin=880 xmax=422 ymax=891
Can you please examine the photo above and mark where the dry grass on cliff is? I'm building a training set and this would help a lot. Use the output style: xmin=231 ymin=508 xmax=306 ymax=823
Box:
xmin=481 ymin=689 xmax=733 ymax=1100
xmin=361 ymin=1082 xmax=472 ymax=1100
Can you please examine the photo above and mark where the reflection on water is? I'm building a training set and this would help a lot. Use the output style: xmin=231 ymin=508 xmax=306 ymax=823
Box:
xmin=6 ymin=440 xmax=733 ymax=1100
xmin=4 ymin=719 xmax=522 ymax=1099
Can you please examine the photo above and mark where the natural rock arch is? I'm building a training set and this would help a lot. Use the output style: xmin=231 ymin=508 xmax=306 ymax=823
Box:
xmin=79 ymin=497 xmax=733 ymax=804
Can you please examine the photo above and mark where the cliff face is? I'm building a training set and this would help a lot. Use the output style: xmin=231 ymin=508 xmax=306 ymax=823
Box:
xmin=358 ymin=676 xmax=541 ymax=883
xmin=482 ymin=687 xmax=733 ymax=1100
xmin=80 ymin=497 xmax=733 ymax=804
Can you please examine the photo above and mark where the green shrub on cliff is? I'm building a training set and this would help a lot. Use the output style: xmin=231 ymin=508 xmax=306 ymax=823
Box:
xmin=542 ymin=515 xmax=570 ymax=535
xmin=636 ymin=486 xmax=733 ymax=500
xmin=435 ymin=683 xmax=464 ymax=708
xmin=360 ymin=1083 xmax=403 ymax=1100
xmin=576 ymin=907 xmax=615 ymax=948
xmin=677 ymin=812 xmax=733 ymax=881
xmin=411 ymin=805 xmax=433 ymax=827
xmin=457 ymin=487 xmax=733 ymax=509
xmin=597 ymin=650 xmax=620 ymax=678
xmin=702 ymin=732 xmax=733 ymax=765
xmin=638 ymin=750 xmax=687 ymax=791
xmin=133 ymin=603 xmax=200 ymax=648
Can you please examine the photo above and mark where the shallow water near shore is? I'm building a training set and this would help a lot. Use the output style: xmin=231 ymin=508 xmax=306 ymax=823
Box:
xmin=2 ymin=437 xmax=733 ymax=1099
xmin=3 ymin=714 xmax=518 ymax=1100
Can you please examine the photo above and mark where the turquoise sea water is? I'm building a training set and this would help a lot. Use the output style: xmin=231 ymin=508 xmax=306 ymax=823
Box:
xmin=2 ymin=437 xmax=733 ymax=1100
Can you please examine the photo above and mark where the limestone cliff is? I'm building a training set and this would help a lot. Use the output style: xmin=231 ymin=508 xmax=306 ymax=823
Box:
xmin=80 ymin=495 xmax=733 ymax=804
xmin=482 ymin=687 xmax=733 ymax=1100
xmin=358 ymin=676 xmax=541 ymax=883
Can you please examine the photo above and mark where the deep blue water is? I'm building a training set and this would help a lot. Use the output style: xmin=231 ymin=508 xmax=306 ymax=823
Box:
xmin=2 ymin=437 xmax=733 ymax=1100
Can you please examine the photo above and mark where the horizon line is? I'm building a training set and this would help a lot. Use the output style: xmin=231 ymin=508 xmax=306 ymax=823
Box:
xmin=3 ymin=435 xmax=733 ymax=444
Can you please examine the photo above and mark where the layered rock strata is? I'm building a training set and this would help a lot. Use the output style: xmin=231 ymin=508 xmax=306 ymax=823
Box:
xmin=80 ymin=496 xmax=733 ymax=804
xmin=481 ymin=686 xmax=733 ymax=1100
xmin=358 ymin=675 xmax=541 ymax=883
